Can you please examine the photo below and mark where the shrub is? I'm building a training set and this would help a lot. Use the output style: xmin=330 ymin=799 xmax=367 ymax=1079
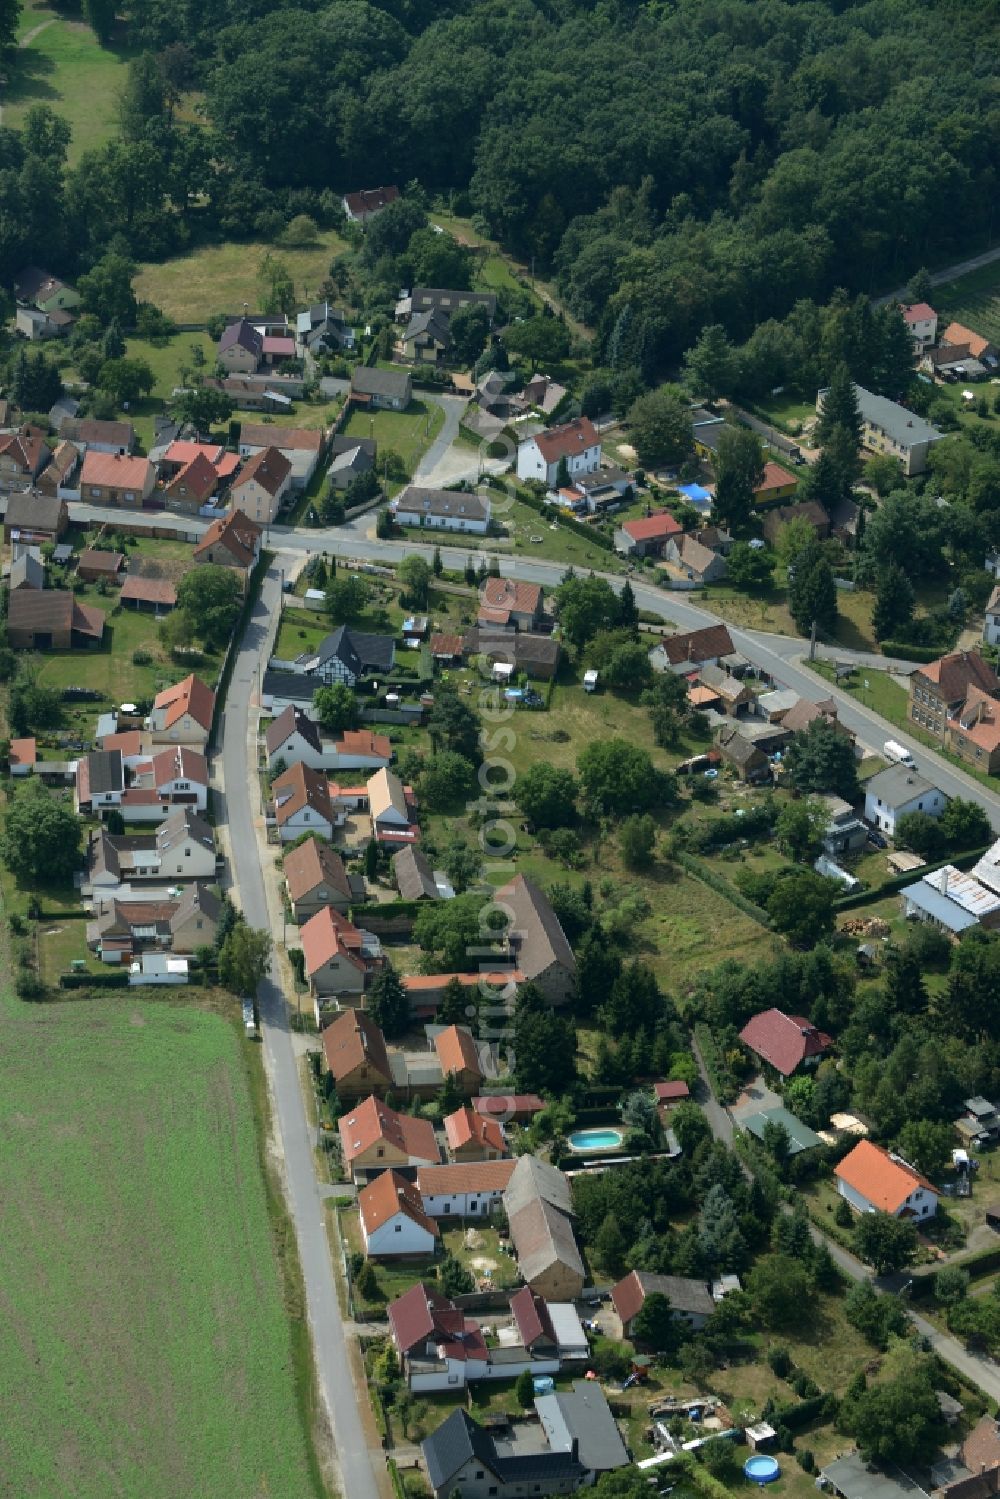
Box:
xmin=16 ymin=972 xmax=46 ymax=999
xmin=132 ymin=648 xmax=152 ymax=666
xmin=797 ymin=1450 xmax=816 ymax=1474
xmin=768 ymin=1346 xmax=792 ymax=1378
xmin=8 ymin=912 xmax=26 ymax=935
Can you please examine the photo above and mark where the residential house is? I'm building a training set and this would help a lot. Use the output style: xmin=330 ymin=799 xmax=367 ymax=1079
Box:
xmin=393 ymin=845 xmax=439 ymax=901
xmin=940 ymin=320 xmax=994 ymax=364
xmin=369 ymin=766 xmax=416 ymax=844
xmin=163 ymin=452 xmax=220 ymax=511
xmin=503 ymin=1156 xmax=584 ymax=1302
xmin=338 ymin=1095 xmax=440 ymax=1183
xmin=901 ymin=302 xmax=938 ymax=348
xmin=739 ymin=1008 xmax=832 ymax=1077
xmin=266 ymin=707 xmax=393 ymax=776
xmin=444 ymin=1107 xmax=505 ymax=1163
xmin=464 ymin=627 xmax=561 ymax=680
xmin=692 ymin=407 xmax=727 ymax=457
xmin=401 ymin=307 xmax=453 ymax=363
xmin=308 ymin=625 xmax=395 ymax=687
xmin=3 ymin=491 xmax=68 ymax=546
xmin=87 ymin=808 xmax=217 ymax=887
xmin=761 ymin=500 xmax=830 ymax=547
xmin=61 ymin=416 xmax=136 ymax=454
xmin=119 ymin=576 xmax=176 ymax=613
xmin=493 ymin=874 xmax=576 ymax=1005
xmin=321 ymin=1010 xmax=393 ymax=1101
xmin=752 ymin=460 xmax=799 ymax=506
xmin=351 ymin=365 xmax=412 ymax=411
xmin=611 ymin=1270 xmax=714 ymax=1338
xmin=342 ymin=185 xmax=399 ymax=223
xmin=521 ymin=373 xmax=568 ymax=416
xmin=475 ymin=1095 xmax=545 ymax=1126
xmin=327 ymin=440 xmax=374 ymax=491
xmin=909 ymin=650 xmax=1000 ymax=736
xmin=835 ymin=1139 xmax=938 ymax=1219
xmin=272 ymin=761 xmax=338 ymax=842
xmin=740 ymin=1105 xmax=822 ymax=1156
xmin=392 ymin=486 xmax=491 ymax=533
xmin=359 ymin=1169 xmax=439 ymax=1258
xmin=715 ymin=723 xmax=771 ymax=783
xmin=200 ymin=375 xmax=302 ymax=411
xmin=87 ymin=883 xmax=221 ymax=960
xmin=118 ymin=746 xmax=210 ymax=821
xmin=192 ymin=510 xmax=262 ymax=578
xmin=9 ymin=737 xmax=36 ymax=776
xmin=781 ymin=695 xmax=848 ymax=738
xmin=157 ymin=439 xmax=240 ymax=485
xmin=80 ymin=452 xmax=155 ymax=510
xmin=403 ymin=969 xmax=523 ymax=1018
xmin=229 ymin=446 xmax=292 ymax=524
xmin=901 ymin=864 xmax=1000 ymax=936
xmin=434 ymin=1025 xmax=483 ymax=1093
xmin=817 ymin=382 xmax=945 ymax=476
xmin=284 ymin=836 xmax=355 ymax=920
xmin=698 ymin=663 xmax=752 ymax=713
xmin=76 ymin=749 xmax=125 ymax=815
xmin=7 ymin=589 xmax=104 ymax=650
xmin=407 ymin=287 xmax=497 ymax=319
xmin=821 ymin=794 xmax=869 ymax=857
xmin=649 ymin=623 xmax=735 ymax=673
xmin=8 ymin=548 xmax=44 ymax=590
xmin=478 ymin=577 xmax=544 ymax=631
xmin=301 ymin=904 xmax=384 ymax=1001
xmin=663 ymin=532 xmax=728 ymax=584
xmin=516 ymin=417 xmax=601 ymax=486
xmin=237 ymin=424 xmax=324 ymax=491
xmin=955 ymin=1097 xmax=1000 ymax=1149
xmin=148 ymin=674 xmax=215 ymax=748
xmin=863 ymin=765 xmax=948 ymax=836
xmin=14 ymin=266 xmax=79 ymax=313
xmin=946 ymin=686 xmax=1000 ymax=776
xmin=388 ymin=1284 xmax=495 ymax=1392
xmin=16 ymin=306 xmax=74 ymax=340
xmin=0 ymin=430 xmax=51 ymax=486
xmin=77 ymin=548 xmax=124 ymax=583
xmin=36 ymin=440 xmax=80 ymax=497
xmin=985 ymin=586 xmax=1000 ymax=648
xmin=417 ymin=1160 xmax=517 ymax=1219
xmin=430 ymin=632 xmax=464 ymax=664
xmin=217 ymin=318 xmax=262 ymax=374
xmin=296 ymin=301 xmax=355 ymax=353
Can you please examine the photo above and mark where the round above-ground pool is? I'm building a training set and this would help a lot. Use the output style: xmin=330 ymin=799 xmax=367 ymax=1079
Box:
xmin=745 ymin=1456 xmax=781 ymax=1485
xmin=568 ymin=1127 xmax=625 ymax=1153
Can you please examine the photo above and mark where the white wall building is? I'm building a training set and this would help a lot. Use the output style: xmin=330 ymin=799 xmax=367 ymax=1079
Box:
xmin=516 ymin=417 xmax=602 ymax=486
xmin=863 ymin=764 xmax=948 ymax=836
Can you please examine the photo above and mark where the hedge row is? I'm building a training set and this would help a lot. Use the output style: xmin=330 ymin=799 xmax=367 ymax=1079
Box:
xmin=832 ymin=844 xmax=992 ymax=910
xmin=59 ymin=971 xmax=130 ymax=989
xmin=694 ymin=1021 xmax=738 ymax=1104
xmin=878 ymin=640 xmax=943 ymax=663
xmin=349 ymin=899 xmax=425 ymax=923
xmin=775 ymin=1391 xmax=838 ymax=1430
xmin=514 ymin=486 xmax=615 ymax=552
xmin=675 ymin=849 xmax=772 ymax=927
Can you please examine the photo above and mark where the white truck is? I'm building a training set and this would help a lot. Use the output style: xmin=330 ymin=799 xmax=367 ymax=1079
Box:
xmin=884 ymin=739 xmax=916 ymax=769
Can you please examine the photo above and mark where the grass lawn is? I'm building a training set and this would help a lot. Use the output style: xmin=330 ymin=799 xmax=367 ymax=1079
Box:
xmin=745 ymin=392 xmax=819 ymax=439
xmin=341 ymin=400 xmax=444 ymax=480
xmin=4 ymin=4 xmax=134 ymax=161
xmin=933 ymin=259 xmax=1000 ymax=348
xmin=702 ymin=580 xmax=879 ymax=653
xmin=0 ymin=978 xmax=325 ymax=1499
xmin=135 ymin=229 xmax=350 ymax=324
xmin=503 ymin=497 xmax=625 ymax=571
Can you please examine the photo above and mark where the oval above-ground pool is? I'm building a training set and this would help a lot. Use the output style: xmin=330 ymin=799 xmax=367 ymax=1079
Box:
xmin=745 ymin=1456 xmax=781 ymax=1484
xmin=567 ymin=1127 xmax=624 ymax=1153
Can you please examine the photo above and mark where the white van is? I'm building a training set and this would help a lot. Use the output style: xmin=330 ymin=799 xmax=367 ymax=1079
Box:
xmin=883 ymin=739 xmax=916 ymax=769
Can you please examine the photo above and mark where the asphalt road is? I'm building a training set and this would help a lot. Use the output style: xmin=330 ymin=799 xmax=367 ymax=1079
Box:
xmin=220 ymin=559 xmax=383 ymax=1499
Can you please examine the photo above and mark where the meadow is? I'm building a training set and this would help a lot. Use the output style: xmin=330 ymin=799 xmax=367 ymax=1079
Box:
xmin=0 ymin=981 xmax=326 ymax=1499
xmin=135 ymin=231 xmax=349 ymax=324
xmin=933 ymin=258 xmax=1000 ymax=347
xmin=3 ymin=4 xmax=132 ymax=161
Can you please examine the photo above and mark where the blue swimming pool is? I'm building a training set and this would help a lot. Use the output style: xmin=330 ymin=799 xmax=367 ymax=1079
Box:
xmin=568 ymin=1128 xmax=624 ymax=1153
xmin=745 ymin=1456 xmax=781 ymax=1484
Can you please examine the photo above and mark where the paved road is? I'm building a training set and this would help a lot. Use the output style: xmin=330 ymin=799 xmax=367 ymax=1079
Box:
xmin=220 ymin=559 xmax=383 ymax=1499
xmin=875 ymin=245 xmax=1000 ymax=307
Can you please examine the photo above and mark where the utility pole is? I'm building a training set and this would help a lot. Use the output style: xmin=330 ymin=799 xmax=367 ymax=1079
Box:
xmin=809 ymin=619 xmax=817 ymax=661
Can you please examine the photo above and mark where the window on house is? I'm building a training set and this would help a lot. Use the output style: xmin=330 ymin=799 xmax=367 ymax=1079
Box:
xmin=394 ymin=1223 xmax=401 ymax=1232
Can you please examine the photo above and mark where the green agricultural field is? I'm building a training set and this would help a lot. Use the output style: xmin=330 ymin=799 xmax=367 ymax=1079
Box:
xmin=135 ymin=231 xmax=349 ymax=324
xmin=0 ymin=981 xmax=325 ymax=1499
xmin=4 ymin=6 xmax=132 ymax=161
xmin=933 ymin=258 xmax=1000 ymax=347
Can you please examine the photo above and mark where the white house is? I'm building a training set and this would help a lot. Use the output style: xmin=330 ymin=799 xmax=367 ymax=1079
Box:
xmin=516 ymin=417 xmax=602 ymax=486
xmin=129 ymin=954 xmax=189 ymax=986
xmin=272 ymin=762 xmax=338 ymax=842
xmin=901 ymin=302 xmax=938 ymax=349
xmin=368 ymin=767 xmax=411 ymax=838
xmin=834 ymin=1139 xmax=938 ymax=1220
xmin=116 ymin=747 xmax=210 ymax=822
xmin=358 ymin=1169 xmax=440 ymax=1258
xmin=265 ymin=707 xmax=393 ymax=775
xmin=863 ymin=764 xmax=948 ymax=836
xmin=417 ymin=1160 xmax=517 ymax=1219
xmin=985 ymin=585 xmax=1000 ymax=647
xmin=388 ymin=1283 xmax=569 ymax=1394
xmin=392 ymin=486 xmax=491 ymax=534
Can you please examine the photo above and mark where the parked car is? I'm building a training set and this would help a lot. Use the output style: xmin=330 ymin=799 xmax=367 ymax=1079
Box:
xmin=867 ymin=828 xmax=888 ymax=849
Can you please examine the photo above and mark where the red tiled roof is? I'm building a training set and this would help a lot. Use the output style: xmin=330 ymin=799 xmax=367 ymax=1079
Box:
xmin=444 ymin=1107 xmax=505 ymax=1154
xmin=150 ymin=745 xmax=208 ymax=787
xmin=434 ymin=1024 xmax=483 ymax=1081
xmin=917 ymin=651 xmax=1000 ymax=704
xmin=359 ymin=1169 xmax=439 ymax=1241
xmin=473 ymin=1094 xmax=545 ymax=1122
xmin=339 ymin=1096 xmax=439 ymax=1165
xmin=272 ymin=760 xmax=334 ymax=828
xmin=942 ymin=321 xmax=991 ymax=359
xmin=509 ymin=1285 xmax=557 ymax=1348
xmin=658 ymin=624 xmax=735 ymax=667
xmin=739 ymin=1008 xmax=832 ymax=1076
xmin=480 ymin=577 xmax=542 ymax=615
xmin=754 ymin=461 xmax=797 ymax=495
xmin=81 ymin=451 xmax=152 ymax=491
xmin=153 ymin=673 xmax=215 ymax=731
xmin=232 ymin=445 xmax=291 ymax=497
xmin=337 ymin=729 xmax=392 ymax=760
xmin=654 ymin=1080 xmax=690 ymax=1102
xmin=300 ymin=905 xmax=367 ymax=978
xmin=240 ymin=424 xmax=323 ymax=452
xmin=416 ymin=1159 xmax=518 ymax=1196
xmin=388 ymin=1282 xmax=455 ymax=1355
xmin=193 ymin=509 xmax=261 ymax=569
xmin=901 ymin=302 xmax=936 ymax=324
xmin=100 ymin=730 xmax=143 ymax=756
xmin=284 ymin=836 xmax=351 ymax=905
xmin=322 ymin=1010 xmax=391 ymax=1087
xmin=622 ymin=512 xmax=682 ymax=543
xmin=10 ymin=736 xmax=36 ymax=769
xmin=533 ymin=417 xmax=599 ymax=465
xmin=344 ymin=185 xmax=400 ymax=216
xmin=166 ymin=451 xmax=218 ymax=504
xmin=430 ymin=632 xmax=464 ymax=658
xmin=835 ymin=1140 xmax=937 ymax=1214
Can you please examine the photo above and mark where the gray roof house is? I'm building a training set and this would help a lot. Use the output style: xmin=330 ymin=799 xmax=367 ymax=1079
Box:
xmin=422 ymin=1407 xmax=585 ymax=1499
xmin=350 ymin=365 xmax=412 ymax=410
xmin=392 ymin=845 xmax=440 ymax=901
xmin=310 ymin=625 xmax=395 ymax=685
xmin=327 ymin=442 xmax=375 ymax=490
xmin=817 ymin=383 xmax=945 ymax=476
xmin=535 ymin=1381 xmax=630 ymax=1478
xmin=393 ymin=487 xmax=491 ymax=534
xmin=503 ymin=1156 xmax=584 ymax=1302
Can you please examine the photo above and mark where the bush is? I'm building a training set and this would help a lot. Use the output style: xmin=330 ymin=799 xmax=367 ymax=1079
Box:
xmin=132 ymin=649 xmax=152 ymax=666
xmin=15 ymin=971 xmax=46 ymax=999
xmin=797 ymin=1450 xmax=816 ymax=1474
xmin=768 ymin=1346 xmax=792 ymax=1377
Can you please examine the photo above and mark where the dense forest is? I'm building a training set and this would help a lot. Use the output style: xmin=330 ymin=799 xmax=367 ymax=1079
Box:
xmin=3 ymin=0 xmax=1000 ymax=380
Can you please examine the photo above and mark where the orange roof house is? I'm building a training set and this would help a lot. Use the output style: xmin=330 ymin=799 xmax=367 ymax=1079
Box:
xmin=443 ymin=1107 xmax=506 ymax=1162
xmin=148 ymin=673 xmax=215 ymax=745
xmin=300 ymin=905 xmax=381 ymax=999
xmin=358 ymin=1168 xmax=439 ymax=1255
xmin=941 ymin=321 xmax=993 ymax=360
xmin=434 ymin=1024 xmax=483 ymax=1092
xmin=339 ymin=1096 xmax=440 ymax=1179
xmin=834 ymin=1139 xmax=938 ymax=1218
